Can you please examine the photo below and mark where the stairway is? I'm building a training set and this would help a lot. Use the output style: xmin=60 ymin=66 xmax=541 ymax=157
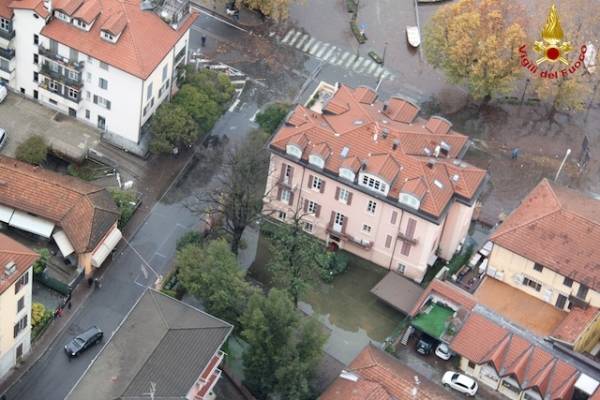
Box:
xmin=189 ymin=51 xmax=248 ymax=99
xmin=400 ymin=325 xmax=415 ymax=346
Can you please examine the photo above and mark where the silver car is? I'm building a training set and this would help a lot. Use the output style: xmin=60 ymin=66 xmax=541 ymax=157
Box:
xmin=0 ymin=129 xmax=6 ymax=150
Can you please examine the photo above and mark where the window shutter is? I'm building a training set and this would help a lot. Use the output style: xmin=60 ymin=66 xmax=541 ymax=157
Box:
xmin=341 ymin=216 xmax=347 ymax=233
xmin=391 ymin=211 xmax=398 ymax=225
xmin=335 ymin=187 xmax=340 ymax=200
xmin=406 ymin=218 xmax=417 ymax=238
xmin=93 ymin=95 xmax=98 ymax=104
xmin=106 ymin=100 xmax=111 ymax=110
xmin=14 ymin=323 xmax=18 ymax=338
xmin=308 ymin=175 xmax=314 ymax=189
xmin=347 ymin=192 xmax=353 ymax=205
xmin=315 ymin=204 xmax=321 ymax=217
xmin=303 ymin=200 xmax=308 ymax=212
xmin=329 ymin=211 xmax=335 ymax=228
xmin=276 ymin=187 xmax=282 ymax=200
xmin=385 ymin=235 xmax=392 ymax=248
xmin=288 ymin=166 xmax=294 ymax=183
xmin=288 ymin=191 xmax=294 ymax=206
xmin=320 ymin=180 xmax=326 ymax=193
xmin=280 ymin=163 xmax=286 ymax=182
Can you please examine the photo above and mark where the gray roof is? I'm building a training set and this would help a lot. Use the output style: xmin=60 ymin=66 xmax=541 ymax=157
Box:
xmin=370 ymin=271 xmax=423 ymax=315
xmin=67 ymin=289 xmax=232 ymax=400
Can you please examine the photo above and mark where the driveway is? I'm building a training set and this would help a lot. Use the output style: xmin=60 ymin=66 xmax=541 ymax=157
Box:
xmin=0 ymin=93 xmax=100 ymax=161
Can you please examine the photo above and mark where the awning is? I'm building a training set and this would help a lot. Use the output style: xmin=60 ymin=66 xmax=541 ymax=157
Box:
xmin=9 ymin=211 xmax=55 ymax=238
xmin=53 ymin=230 xmax=74 ymax=257
xmin=91 ymin=227 xmax=122 ymax=267
xmin=0 ymin=204 xmax=14 ymax=223
xmin=370 ymin=271 xmax=424 ymax=314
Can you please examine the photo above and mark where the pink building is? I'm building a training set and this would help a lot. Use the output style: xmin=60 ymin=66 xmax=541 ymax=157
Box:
xmin=263 ymin=83 xmax=487 ymax=282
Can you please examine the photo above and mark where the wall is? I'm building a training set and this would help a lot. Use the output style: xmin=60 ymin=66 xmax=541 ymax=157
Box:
xmin=12 ymin=9 xmax=45 ymax=95
xmin=0 ymin=268 xmax=32 ymax=379
xmin=489 ymin=244 xmax=600 ymax=308
xmin=438 ymin=201 xmax=475 ymax=260
xmin=574 ymin=313 xmax=600 ymax=353
xmin=263 ymin=153 xmax=451 ymax=282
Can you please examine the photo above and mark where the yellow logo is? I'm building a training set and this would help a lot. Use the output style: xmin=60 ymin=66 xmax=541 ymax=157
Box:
xmin=533 ymin=4 xmax=572 ymax=65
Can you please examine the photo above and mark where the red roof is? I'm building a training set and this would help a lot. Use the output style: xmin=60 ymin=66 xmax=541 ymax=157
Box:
xmin=552 ymin=307 xmax=600 ymax=345
xmin=270 ymin=85 xmax=487 ymax=218
xmin=491 ymin=179 xmax=600 ymax=291
xmin=0 ymin=0 xmax=12 ymax=19
xmin=40 ymin=0 xmax=197 ymax=79
xmin=0 ymin=234 xmax=39 ymax=295
xmin=319 ymin=344 xmax=457 ymax=400
xmin=409 ymin=279 xmax=477 ymax=317
xmin=451 ymin=313 xmax=580 ymax=399
xmin=8 ymin=0 xmax=48 ymax=17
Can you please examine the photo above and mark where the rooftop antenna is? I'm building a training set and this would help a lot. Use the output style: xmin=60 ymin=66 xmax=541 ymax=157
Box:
xmin=143 ymin=382 xmax=156 ymax=400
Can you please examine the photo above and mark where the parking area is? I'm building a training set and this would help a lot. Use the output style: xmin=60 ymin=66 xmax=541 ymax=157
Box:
xmin=0 ymin=93 xmax=100 ymax=161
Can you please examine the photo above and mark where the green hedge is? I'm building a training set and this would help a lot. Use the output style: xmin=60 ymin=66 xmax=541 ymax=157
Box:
xmin=35 ymin=272 xmax=71 ymax=296
xmin=32 ymin=310 xmax=54 ymax=342
xmin=346 ymin=0 xmax=358 ymax=13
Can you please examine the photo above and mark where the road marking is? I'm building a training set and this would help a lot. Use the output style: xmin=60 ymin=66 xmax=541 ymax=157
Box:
xmin=282 ymin=30 xmax=295 ymax=43
xmin=337 ymin=52 xmax=350 ymax=65
xmin=357 ymin=60 xmax=372 ymax=73
xmin=352 ymin=57 xmax=366 ymax=71
xmin=296 ymin=34 xmax=309 ymax=48
xmin=228 ymin=98 xmax=240 ymax=112
xmin=309 ymin=41 xmax=322 ymax=55
xmin=288 ymin=30 xmax=302 ymax=46
xmin=345 ymin=55 xmax=357 ymax=68
xmin=367 ymin=62 xmax=378 ymax=74
xmin=322 ymin=46 xmax=336 ymax=61
xmin=381 ymin=70 xmax=390 ymax=80
xmin=303 ymin=37 xmax=315 ymax=52
xmin=373 ymin=66 xmax=384 ymax=76
xmin=316 ymin=43 xmax=330 ymax=58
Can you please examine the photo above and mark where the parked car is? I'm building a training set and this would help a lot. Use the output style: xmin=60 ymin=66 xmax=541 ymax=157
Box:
xmin=435 ymin=342 xmax=452 ymax=360
xmin=415 ymin=334 xmax=436 ymax=355
xmin=0 ymin=128 xmax=6 ymax=150
xmin=0 ymin=85 xmax=6 ymax=103
xmin=442 ymin=371 xmax=478 ymax=397
xmin=64 ymin=326 xmax=103 ymax=357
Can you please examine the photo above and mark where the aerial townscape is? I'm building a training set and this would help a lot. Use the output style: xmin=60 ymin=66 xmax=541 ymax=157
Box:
xmin=0 ymin=0 xmax=599 ymax=398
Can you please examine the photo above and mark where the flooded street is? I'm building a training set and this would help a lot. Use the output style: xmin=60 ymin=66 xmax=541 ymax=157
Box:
xmin=249 ymin=234 xmax=402 ymax=365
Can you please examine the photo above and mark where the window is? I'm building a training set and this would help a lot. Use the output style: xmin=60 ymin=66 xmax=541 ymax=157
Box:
xmin=69 ymin=48 xmax=78 ymax=62
xmin=74 ymin=19 xmax=86 ymax=29
xmin=577 ymin=284 xmax=589 ymax=300
xmin=33 ymin=72 xmax=38 ymax=82
xmin=398 ymin=264 xmax=406 ymax=274
xmin=99 ymin=61 xmax=109 ymax=70
xmin=146 ymin=82 xmax=153 ymax=100
xmin=93 ymin=94 xmax=111 ymax=110
xmin=360 ymin=174 xmax=387 ymax=194
xmin=303 ymin=222 xmax=313 ymax=233
xmin=0 ymin=17 xmax=9 ymax=31
xmin=34 ymin=34 xmax=39 ymax=45
xmin=98 ymin=77 xmax=108 ymax=89
xmin=307 ymin=201 xmax=317 ymax=214
xmin=101 ymin=31 xmax=115 ymax=42
xmin=13 ymin=315 xmax=28 ymax=338
xmin=286 ymin=145 xmax=303 ymax=158
xmin=49 ymin=98 xmax=57 ymax=105
xmin=67 ymin=70 xmax=78 ymax=81
xmin=280 ymin=189 xmax=291 ymax=203
xmin=162 ymin=64 xmax=168 ymax=81
xmin=308 ymin=154 xmax=324 ymax=168
xmin=49 ymin=61 xmax=59 ymax=72
xmin=85 ymin=109 xmax=90 ymax=119
xmin=283 ymin=164 xmax=292 ymax=185
xmin=339 ymin=188 xmax=350 ymax=203
xmin=48 ymin=80 xmax=58 ymax=91
xmin=501 ymin=379 xmax=521 ymax=394
xmin=339 ymin=168 xmax=355 ymax=182
xmin=467 ymin=361 xmax=476 ymax=369
xmin=67 ymin=87 xmax=78 ymax=99
xmin=86 ymin=91 xmax=91 ymax=99
xmin=86 ymin=72 xmax=91 ymax=82
xmin=385 ymin=235 xmax=392 ymax=248
xmin=33 ymin=54 xmax=38 ymax=64
xmin=361 ymin=224 xmax=372 ymax=233
xmin=367 ymin=200 xmax=377 ymax=214
xmin=555 ymin=294 xmax=567 ymax=309
xmin=17 ymin=296 xmax=24 ymax=313
xmin=399 ymin=193 xmax=420 ymax=210
xmin=311 ymin=176 xmax=323 ymax=191
xmin=97 ymin=115 xmax=106 ymax=130
xmin=277 ymin=211 xmax=287 ymax=221
xmin=533 ymin=263 xmax=543 ymax=272
xmin=563 ymin=277 xmax=573 ymax=287
xmin=523 ymin=277 xmax=542 ymax=292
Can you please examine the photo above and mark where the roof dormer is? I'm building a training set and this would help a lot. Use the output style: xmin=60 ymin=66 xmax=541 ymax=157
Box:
xmin=399 ymin=178 xmax=426 ymax=210
xmin=339 ymin=156 xmax=360 ymax=182
xmin=308 ymin=143 xmax=331 ymax=169
xmin=286 ymin=134 xmax=308 ymax=159
xmin=72 ymin=0 xmax=101 ymax=31
xmin=100 ymin=11 xmax=127 ymax=43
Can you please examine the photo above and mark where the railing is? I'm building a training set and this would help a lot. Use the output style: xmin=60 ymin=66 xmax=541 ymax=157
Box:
xmin=174 ymin=46 xmax=186 ymax=66
xmin=38 ymin=79 xmax=82 ymax=104
xmin=0 ymin=29 xmax=15 ymax=41
xmin=569 ymin=294 xmax=589 ymax=309
xmin=39 ymin=62 xmax=82 ymax=89
xmin=0 ymin=62 xmax=14 ymax=74
xmin=38 ymin=45 xmax=84 ymax=71
xmin=397 ymin=231 xmax=418 ymax=245
xmin=0 ymin=47 xmax=15 ymax=60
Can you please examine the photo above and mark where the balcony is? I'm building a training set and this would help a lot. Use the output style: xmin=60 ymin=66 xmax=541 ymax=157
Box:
xmin=38 ymin=79 xmax=82 ymax=104
xmin=0 ymin=29 xmax=15 ymax=41
xmin=38 ymin=45 xmax=84 ymax=71
xmin=569 ymin=294 xmax=589 ymax=309
xmin=397 ymin=231 xmax=418 ymax=245
xmin=0 ymin=47 xmax=14 ymax=60
xmin=39 ymin=62 xmax=82 ymax=89
xmin=346 ymin=236 xmax=373 ymax=250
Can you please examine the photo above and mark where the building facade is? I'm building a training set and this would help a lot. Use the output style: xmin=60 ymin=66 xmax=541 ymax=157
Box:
xmin=1 ymin=0 xmax=195 ymax=152
xmin=0 ymin=235 xmax=39 ymax=380
xmin=264 ymin=83 xmax=487 ymax=282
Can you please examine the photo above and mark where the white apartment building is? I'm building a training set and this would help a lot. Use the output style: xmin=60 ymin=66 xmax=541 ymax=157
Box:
xmin=0 ymin=234 xmax=39 ymax=380
xmin=1 ymin=0 xmax=196 ymax=153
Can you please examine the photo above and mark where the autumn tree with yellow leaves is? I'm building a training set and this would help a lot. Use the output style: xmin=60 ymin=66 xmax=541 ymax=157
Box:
xmin=237 ymin=0 xmax=295 ymax=22
xmin=423 ymin=0 xmax=527 ymax=102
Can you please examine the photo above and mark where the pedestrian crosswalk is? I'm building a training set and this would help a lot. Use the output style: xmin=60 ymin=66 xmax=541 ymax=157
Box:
xmin=279 ymin=29 xmax=396 ymax=81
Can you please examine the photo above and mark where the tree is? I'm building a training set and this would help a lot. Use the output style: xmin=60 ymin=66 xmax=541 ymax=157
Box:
xmin=177 ymin=239 xmax=254 ymax=329
xmin=31 ymin=303 xmax=46 ymax=327
xmin=172 ymin=84 xmax=222 ymax=133
xmin=32 ymin=248 xmax=50 ymax=275
xmin=423 ymin=0 xmax=526 ymax=102
xmin=184 ymin=68 xmax=236 ymax=107
xmin=149 ymin=103 xmax=198 ymax=154
xmin=256 ymin=103 xmax=290 ymax=134
xmin=268 ymin=212 xmax=330 ymax=307
xmin=240 ymin=289 xmax=327 ymax=400
xmin=16 ymin=135 xmax=48 ymax=165
xmin=238 ymin=0 xmax=296 ymax=22
xmin=201 ymin=130 xmax=271 ymax=254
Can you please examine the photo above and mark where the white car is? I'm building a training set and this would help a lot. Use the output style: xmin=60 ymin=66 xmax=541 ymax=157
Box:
xmin=0 ymin=85 xmax=7 ymax=103
xmin=435 ymin=343 xmax=452 ymax=360
xmin=442 ymin=371 xmax=478 ymax=396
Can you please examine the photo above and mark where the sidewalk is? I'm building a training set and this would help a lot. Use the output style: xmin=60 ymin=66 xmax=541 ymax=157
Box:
xmin=191 ymin=0 xmax=265 ymax=28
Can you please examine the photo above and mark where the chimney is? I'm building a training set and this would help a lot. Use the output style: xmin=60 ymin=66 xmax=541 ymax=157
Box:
xmin=382 ymin=127 xmax=389 ymax=139
xmin=426 ymin=159 xmax=436 ymax=169
xmin=383 ymin=102 xmax=388 ymax=111
xmin=433 ymin=145 xmax=441 ymax=158
xmin=361 ymin=161 xmax=368 ymax=171
xmin=392 ymin=139 xmax=400 ymax=151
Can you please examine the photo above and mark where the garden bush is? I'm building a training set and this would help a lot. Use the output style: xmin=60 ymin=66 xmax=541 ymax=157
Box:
xmin=176 ymin=231 xmax=203 ymax=250
xmin=31 ymin=303 xmax=46 ymax=327
xmin=109 ymin=189 xmax=138 ymax=229
xmin=320 ymin=251 xmax=349 ymax=283
xmin=16 ymin=135 xmax=48 ymax=165
xmin=33 ymin=248 xmax=50 ymax=275
xmin=31 ymin=309 xmax=54 ymax=341
xmin=255 ymin=103 xmax=290 ymax=134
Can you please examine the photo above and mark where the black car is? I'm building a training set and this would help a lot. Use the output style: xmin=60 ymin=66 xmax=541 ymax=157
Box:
xmin=416 ymin=334 xmax=436 ymax=355
xmin=64 ymin=326 xmax=103 ymax=357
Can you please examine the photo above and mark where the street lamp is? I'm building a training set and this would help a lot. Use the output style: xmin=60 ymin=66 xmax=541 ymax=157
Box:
xmin=382 ymin=41 xmax=388 ymax=65
xmin=554 ymin=148 xmax=571 ymax=182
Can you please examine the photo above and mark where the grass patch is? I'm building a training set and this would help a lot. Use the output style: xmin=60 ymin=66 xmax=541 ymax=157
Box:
xmin=411 ymin=303 xmax=455 ymax=339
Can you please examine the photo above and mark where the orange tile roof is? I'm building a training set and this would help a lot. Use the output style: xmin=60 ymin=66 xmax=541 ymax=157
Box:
xmin=0 ymin=0 xmax=12 ymax=18
xmin=491 ymin=179 xmax=600 ymax=291
xmin=101 ymin=10 xmax=127 ymax=35
xmin=72 ymin=0 xmax=101 ymax=23
xmin=319 ymin=344 xmax=457 ymax=400
xmin=54 ymin=0 xmax=83 ymax=14
xmin=40 ymin=0 xmax=197 ymax=79
xmin=451 ymin=313 xmax=580 ymax=399
xmin=409 ymin=279 xmax=477 ymax=317
xmin=0 ymin=156 xmax=119 ymax=253
xmin=425 ymin=116 xmax=452 ymax=135
xmin=8 ymin=0 xmax=48 ymax=17
xmin=552 ymin=306 xmax=600 ymax=345
xmin=0 ymin=234 xmax=39 ymax=295
xmin=354 ymin=86 xmax=377 ymax=104
xmin=270 ymin=85 xmax=486 ymax=218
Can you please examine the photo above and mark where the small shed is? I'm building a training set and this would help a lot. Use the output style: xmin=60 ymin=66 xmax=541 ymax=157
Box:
xmin=370 ymin=272 xmax=424 ymax=315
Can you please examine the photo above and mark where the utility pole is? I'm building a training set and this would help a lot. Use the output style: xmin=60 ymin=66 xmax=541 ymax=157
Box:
xmin=554 ymin=148 xmax=571 ymax=182
xmin=382 ymin=41 xmax=388 ymax=64
xmin=519 ymin=78 xmax=530 ymax=115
